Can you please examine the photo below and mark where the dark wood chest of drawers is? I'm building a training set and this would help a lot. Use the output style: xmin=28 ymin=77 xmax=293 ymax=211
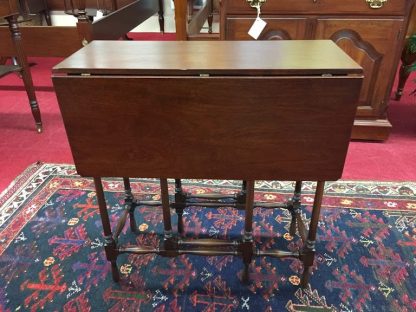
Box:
xmin=220 ymin=0 xmax=416 ymax=140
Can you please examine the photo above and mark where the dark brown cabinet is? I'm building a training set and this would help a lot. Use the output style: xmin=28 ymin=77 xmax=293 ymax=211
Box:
xmin=220 ymin=0 xmax=415 ymax=140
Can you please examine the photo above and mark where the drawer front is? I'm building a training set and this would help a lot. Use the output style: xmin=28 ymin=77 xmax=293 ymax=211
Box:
xmin=224 ymin=0 xmax=410 ymax=16
xmin=225 ymin=17 xmax=309 ymax=40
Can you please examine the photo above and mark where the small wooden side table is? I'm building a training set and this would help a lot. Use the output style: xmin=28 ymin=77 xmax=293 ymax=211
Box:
xmin=52 ymin=40 xmax=363 ymax=288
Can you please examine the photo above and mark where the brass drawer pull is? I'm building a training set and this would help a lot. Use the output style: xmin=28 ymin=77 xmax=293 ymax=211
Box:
xmin=366 ymin=0 xmax=388 ymax=9
xmin=246 ymin=0 xmax=267 ymax=18
xmin=246 ymin=0 xmax=267 ymax=9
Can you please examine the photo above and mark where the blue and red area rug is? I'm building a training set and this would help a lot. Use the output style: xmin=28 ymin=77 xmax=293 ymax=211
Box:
xmin=0 ymin=163 xmax=415 ymax=311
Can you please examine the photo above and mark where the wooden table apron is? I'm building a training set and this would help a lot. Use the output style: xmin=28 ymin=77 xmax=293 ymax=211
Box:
xmin=52 ymin=40 xmax=363 ymax=286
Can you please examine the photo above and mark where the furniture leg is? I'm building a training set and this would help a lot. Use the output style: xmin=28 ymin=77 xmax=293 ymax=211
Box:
xmin=158 ymin=0 xmax=164 ymax=33
xmin=242 ymin=180 xmax=247 ymax=192
xmin=235 ymin=180 xmax=247 ymax=206
xmin=241 ymin=180 xmax=255 ymax=283
xmin=207 ymin=0 xmax=213 ymax=33
xmin=123 ymin=177 xmax=136 ymax=232
xmin=42 ymin=2 xmax=52 ymax=26
xmin=6 ymin=15 xmax=42 ymax=133
xmin=300 ymin=181 xmax=325 ymax=288
xmin=187 ymin=0 xmax=193 ymax=22
xmin=174 ymin=179 xmax=186 ymax=235
xmin=395 ymin=38 xmax=416 ymax=101
xmin=395 ymin=63 xmax=413 ymax=100
xmin=160 ymin=178 xmax=172 ymax=243
xmin=94 ymin=177 xmax=120 ymax=282
xmin=289 ymin=181 xmax=307 ymax=241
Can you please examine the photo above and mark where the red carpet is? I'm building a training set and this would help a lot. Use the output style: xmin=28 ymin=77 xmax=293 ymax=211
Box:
xmin=343 ymin=76 xmax=416 ymax=181
xmin=1 ymin=34 xmax=416 ymax=192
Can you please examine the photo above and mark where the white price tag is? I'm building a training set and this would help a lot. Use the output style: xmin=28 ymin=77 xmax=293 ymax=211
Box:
xmin=248 ymin=17 xmax=267 ymax=40
xmin=94 ymin=10 xmax=104 ymax=21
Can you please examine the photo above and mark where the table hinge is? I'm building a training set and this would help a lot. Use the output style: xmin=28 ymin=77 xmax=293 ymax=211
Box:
xmin=199 ymin=73 xmax=210 ymax=77
xmin=321 ymin=73 xmax=333 ymax=77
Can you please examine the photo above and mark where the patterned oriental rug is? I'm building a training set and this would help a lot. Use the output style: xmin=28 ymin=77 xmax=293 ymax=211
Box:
xmin=0 ymin=163 xmax=415 ymax=312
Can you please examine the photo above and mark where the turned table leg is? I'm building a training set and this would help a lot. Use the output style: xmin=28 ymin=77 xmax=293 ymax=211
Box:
xmin=43 ymin=9 xmax=52 ymax=26
xmin=94 ymin=177 xmax=120 ymax=282
xmin=160 ymin=178 xmax=175 ymax=252
xmin=395 ymin=38 xmax=416 ymax=101
xmin=241 ymin=180 xmax=255 ymax=283
xmin=288 ymin=181 xmax=303 ymax=238
xmin=174 ymin=179 xmax=186 ymax=235
xmin=395 ymin=63 xmax=413 ymax=100
xmin=6 ymin=15 xmax=42 ymax=133
xmin=158 ymin=0 xmax=164 ymax=33
xmin=207 ymin=0 xmax=213 ymax=34
xmin=123 ymin=177 xmax=137 ymax=232
xmin=300 ymin=181 xmax=325 ymax=288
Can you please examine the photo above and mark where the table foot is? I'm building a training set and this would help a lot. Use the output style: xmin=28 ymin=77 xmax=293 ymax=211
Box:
xmin=111 ymin=261 xmax=120 ymax=282
xmin=301 ymin=266 xmax=311 ymax=289
xmin=242 ymin=263 xmax=250 ymax=284
xmin=36 ymin=123 xmax=43 ymax=133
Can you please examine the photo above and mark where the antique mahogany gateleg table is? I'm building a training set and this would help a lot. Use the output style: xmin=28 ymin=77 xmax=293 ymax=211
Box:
xmin=52 ymin=41 xmax=362 ymax=288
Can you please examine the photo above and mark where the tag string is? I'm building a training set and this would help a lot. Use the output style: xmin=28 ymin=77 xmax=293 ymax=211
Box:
xmin=255 ymin=4 xmax=261 ymax=18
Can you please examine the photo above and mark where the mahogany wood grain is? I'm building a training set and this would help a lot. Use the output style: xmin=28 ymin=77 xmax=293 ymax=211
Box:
xmin=0 ymin=0 xmax=161 ymax=57
xmin=220 ymin=0 xmax=416 ymax=140
xmin=174 ymin=0 xmax=188 ymax=40
xmin=225 ymin=17 xmax=309 ymax=40
xmin=53 ymin=74 xmax=362 ymax=180
xmin=0 ymin=0 xmax=19 ymax=17
xmin=315 ymin=19 xmax=401 ymax=118
xmin=52 ymin=41 xmax=362 ymax=181
xmin=53 ymin=40 xmax=362 ymax=286
xmin=224 ymin=0 xmax=410 ymax=15
xmin=46 ymin=0 xmax=134 ymax=10
xmin=0 ymin=26 xmax=80 ymax=56
xmin=53 ymin=40 xmax=362 ymax=75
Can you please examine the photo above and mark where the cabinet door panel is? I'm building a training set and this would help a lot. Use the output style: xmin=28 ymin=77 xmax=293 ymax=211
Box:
xmin=315 ymin=18 xmax=402 ymax=117
xmin=225 ymin=17 xmax=308 ymax=40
